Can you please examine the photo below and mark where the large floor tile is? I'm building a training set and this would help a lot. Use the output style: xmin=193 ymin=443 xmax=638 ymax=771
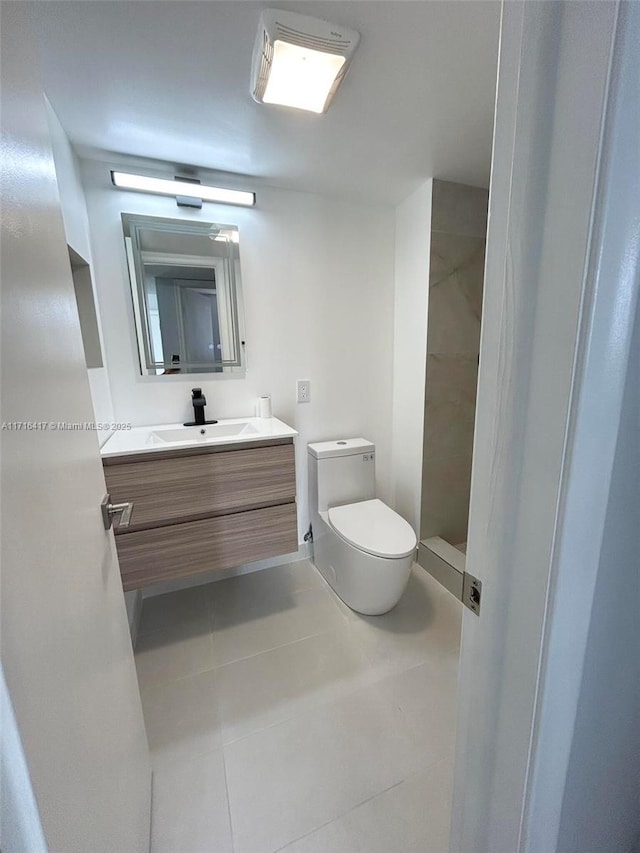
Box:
xmin=224 ymin=677 xmax=430 ymax=853
xmin=151 ymin=749 xmax=232 ymax=853
xmin=138 ymin=559 xmax=462 ymax=853
xmin=142 ymin=668 xmax=221 ymax=769
xmin=210 ymin=585 xmax=347 ymax=666
xmin=345 ymin=567 xmax=462 ymax=680
xmin=207 ymin=560 xmax=322 ymax=615
xmin=139 ymin=584 xmax=211 ymax=637
xmin=377 ymin=661 xmax=458 ymax=774
xmin=280 ymin=758 xmax=454 ymax=853
xmin=255 ymin=559 xmax=324 ymax=593
xmin=216 ymin=627 xmax=371 ymax=744
xmin=135 ymin=621 xmax=215 ymax=690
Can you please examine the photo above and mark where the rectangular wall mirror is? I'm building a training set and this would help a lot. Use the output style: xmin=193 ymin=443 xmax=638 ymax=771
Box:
xmin=122 ymin=214 xmax=245 ymax=376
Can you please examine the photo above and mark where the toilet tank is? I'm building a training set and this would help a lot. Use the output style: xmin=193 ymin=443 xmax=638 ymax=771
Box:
xmin=308 ymin=438 xmax=376 ymax=512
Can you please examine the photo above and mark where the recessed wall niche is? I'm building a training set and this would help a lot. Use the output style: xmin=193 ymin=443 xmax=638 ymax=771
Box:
xmin=67 ymin=246 xmax=103 ymax=369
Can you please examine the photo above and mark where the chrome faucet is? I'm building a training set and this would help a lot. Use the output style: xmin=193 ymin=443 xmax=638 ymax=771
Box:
xmin=184 ymin=388 xmax=218 ymax=427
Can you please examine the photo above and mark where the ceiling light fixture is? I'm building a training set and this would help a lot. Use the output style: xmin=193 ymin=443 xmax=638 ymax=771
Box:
xmin=111 ymin=172 xmax=255 ymax=207
xmin=251 ymin=10 xmax=360 ymax=115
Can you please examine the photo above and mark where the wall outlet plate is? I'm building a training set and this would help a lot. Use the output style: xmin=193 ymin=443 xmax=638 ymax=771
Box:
xmin=297 ymin=379 xmax=311 ymax=403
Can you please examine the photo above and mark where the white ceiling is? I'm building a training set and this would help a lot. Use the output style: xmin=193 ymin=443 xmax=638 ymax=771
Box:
xmin=32 ymin=1 xmax=500 ymax=205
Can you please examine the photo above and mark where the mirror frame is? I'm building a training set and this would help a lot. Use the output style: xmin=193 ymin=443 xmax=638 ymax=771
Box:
xmin=121 ymin=214 xmax=245 ymax=377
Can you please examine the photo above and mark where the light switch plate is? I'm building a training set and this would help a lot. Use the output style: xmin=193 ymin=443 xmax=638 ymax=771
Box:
xmin=297 ymin=379 xmax=311 ymax=403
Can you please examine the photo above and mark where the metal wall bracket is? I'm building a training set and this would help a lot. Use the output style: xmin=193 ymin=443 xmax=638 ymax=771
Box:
xmin=175 ymin=175 xmax=203 ymax=208
xmin=462 ymin=572 xmax=482 ymax=615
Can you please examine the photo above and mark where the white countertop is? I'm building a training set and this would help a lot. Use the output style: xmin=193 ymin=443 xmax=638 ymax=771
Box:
xmin=100 ymin=417 xmax=298 ymax=458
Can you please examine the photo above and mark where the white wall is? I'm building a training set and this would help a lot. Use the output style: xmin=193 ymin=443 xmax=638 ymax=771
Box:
xmin=81 ymin=159 xmax=396 ymax=542
xmin=391 ymin=180 xmax=432 ymax=531
xmin=45 ymin=105 xmax=115 ymax=444
xmin=45 ymin=101 xmax=91 ymax=259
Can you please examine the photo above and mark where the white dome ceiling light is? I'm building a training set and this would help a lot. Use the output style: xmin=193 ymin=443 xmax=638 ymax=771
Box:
xmin=250 ymin=9 xmax=360 ymax=115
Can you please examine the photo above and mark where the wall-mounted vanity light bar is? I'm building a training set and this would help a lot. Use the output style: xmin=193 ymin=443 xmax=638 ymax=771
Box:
xmin=111 ymin=171 xmax=256 ymax=207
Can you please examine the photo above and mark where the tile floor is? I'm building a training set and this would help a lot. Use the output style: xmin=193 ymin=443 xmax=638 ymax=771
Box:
xmin=135 ymin=560 xmax=462 ymax=853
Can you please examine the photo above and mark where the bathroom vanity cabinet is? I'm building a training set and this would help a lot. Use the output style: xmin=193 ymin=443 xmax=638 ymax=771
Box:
xmin=102 ymin=438 xmax=297 ymax=590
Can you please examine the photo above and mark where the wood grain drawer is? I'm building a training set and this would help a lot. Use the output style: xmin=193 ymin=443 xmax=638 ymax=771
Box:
xmin=117 ymin=503 xmax=298 ymax=591
xmin=103 ymin=442 xmax=295 ymax=532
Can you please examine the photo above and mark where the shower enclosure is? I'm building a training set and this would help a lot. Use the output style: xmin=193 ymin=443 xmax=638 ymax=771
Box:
xmin=418 ymin=180 xmax=488 ymax=597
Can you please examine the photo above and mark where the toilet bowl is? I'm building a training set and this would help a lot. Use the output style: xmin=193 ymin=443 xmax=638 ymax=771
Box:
xmin=308 ymin=439 xmax=417 ymax=615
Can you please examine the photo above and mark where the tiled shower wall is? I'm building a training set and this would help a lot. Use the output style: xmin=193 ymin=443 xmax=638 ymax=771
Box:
xmin=420 ymin=180 xmax=488 ymax=545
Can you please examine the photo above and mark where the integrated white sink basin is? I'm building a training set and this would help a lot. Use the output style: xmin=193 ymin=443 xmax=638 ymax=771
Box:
xmin=151 ymin=422 xmax=259 ymax=444
xmin=100 ymin=416 xmax=298 ymax=458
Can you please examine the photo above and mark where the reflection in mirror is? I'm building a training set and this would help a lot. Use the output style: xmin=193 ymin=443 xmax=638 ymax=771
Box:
xmin=122 ymin=214 xmax=245 ymax=376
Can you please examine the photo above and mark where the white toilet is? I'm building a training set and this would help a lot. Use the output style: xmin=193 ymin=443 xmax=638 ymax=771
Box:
xmin=308 ymin=438 xmax=417 ymax=615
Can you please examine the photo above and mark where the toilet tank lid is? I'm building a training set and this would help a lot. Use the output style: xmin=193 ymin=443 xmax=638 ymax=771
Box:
xmin=307 ymin=438 xmax=374 ymax=459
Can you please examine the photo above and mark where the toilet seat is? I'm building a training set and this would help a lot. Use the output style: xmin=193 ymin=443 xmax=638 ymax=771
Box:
xmin=328 ymin=499 xmax=417 ymax=559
